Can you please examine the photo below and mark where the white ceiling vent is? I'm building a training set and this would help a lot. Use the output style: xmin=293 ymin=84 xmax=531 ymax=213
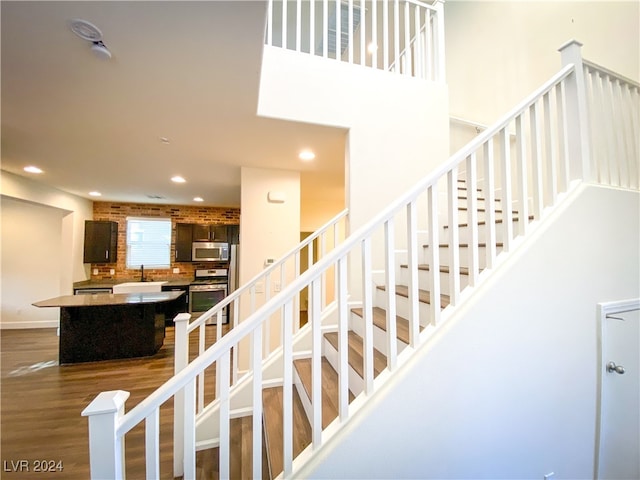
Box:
xmin=69 ymin=19 xmax=103 ymax=42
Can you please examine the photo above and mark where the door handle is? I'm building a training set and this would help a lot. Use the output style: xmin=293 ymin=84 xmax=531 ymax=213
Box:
xmin=606 ymin=361 xmax=625 ymax=375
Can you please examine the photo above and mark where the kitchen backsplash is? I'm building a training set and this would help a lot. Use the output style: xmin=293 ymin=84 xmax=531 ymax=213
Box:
xmin=91 ymin=202 xmax=240 ymax=281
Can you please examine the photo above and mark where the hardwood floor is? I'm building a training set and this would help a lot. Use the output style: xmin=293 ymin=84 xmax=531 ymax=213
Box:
xmin=0 ymin=326 xmax=222 ymax=479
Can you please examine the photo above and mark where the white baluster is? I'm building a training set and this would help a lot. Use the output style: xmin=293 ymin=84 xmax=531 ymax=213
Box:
xmin=543 ymin=91 xmax=558 ymax=205
xmin=282 ymin=300 xmax=294 ymax=476
xmin=446 ymin=168 xmax=460 ymax=306
xmin=218 ymin=352 xmax=230 ymax=480
xmin=393 ymin=0 xmax=400 ymax=73
xmin=530 ymin=102 xmax=544 ymax=219
xmin=361 ymin=237 xmax=374 ymax=393
xmin=310 ymin=0 xmax=315 ymax=55
xmin=427 ymin=185 xmax=441 ymax=325
xmin=311 ymin=278 xmax=323 ymax=446
xmin=251 ymin=324 xmax=263 ymax=479
xmin=183 ymin=378 xmax=196 ymax=479
xmin=296 ymin=0 xmax=301 ymax=52
xmin=556 ymin=82 xmax=570 ymax=193
xmin=406 ymin=201 xmax=420 ymax=346
xmin=466 ymin=153 xmax=480 ymax=283
xmin=515 ymin=114 xmax=529 ymax=237
xmin=384 ymin=219 xmax=398 ymax=369
xmin=383 ymin=0 xmax=389 ymax=69
xmin=337 ymin=257 xmax=350 ymax=422
xmin=360 ymin=0 xmax=366 ymax=66
xmin=499 ymin=128 xmax=513 ymax=252
xmin=145 ymin=409 xmax=160 ymax=480
xmin=483 ymin=140 xmax=497 ymax=268
xmin=433 ymin=0 xmax=446 ymax=82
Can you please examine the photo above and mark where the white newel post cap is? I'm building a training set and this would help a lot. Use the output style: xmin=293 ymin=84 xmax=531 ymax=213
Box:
xmin=82 ymin=390 xmax=130 ymax=417
xmin=173 ymin=312 xmax=191 ymax=325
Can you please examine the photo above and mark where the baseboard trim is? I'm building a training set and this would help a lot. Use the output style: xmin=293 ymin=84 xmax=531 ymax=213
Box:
xmin=1 ymin=320 xmax=59 ymax=329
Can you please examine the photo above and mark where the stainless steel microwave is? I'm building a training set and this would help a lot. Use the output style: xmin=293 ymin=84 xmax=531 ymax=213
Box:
xmin=192 ymin=242 xmax=229 ymax=262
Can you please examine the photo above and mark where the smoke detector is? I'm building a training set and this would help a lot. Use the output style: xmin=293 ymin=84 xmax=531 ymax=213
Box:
xmin=69 ymin=19 xmax=112 ymax=60
xmin=69 ymin=19 xmax=103 ymax=42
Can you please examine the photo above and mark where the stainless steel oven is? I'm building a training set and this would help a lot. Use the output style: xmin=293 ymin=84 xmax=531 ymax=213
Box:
xmin=189 ymin=269 xmax=228 ymax=324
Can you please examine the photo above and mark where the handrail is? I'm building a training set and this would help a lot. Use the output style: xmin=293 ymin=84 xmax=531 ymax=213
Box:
xmin=583 ymin=58 xmax=640 ymax=89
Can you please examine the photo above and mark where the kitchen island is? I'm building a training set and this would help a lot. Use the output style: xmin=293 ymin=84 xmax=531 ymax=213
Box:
xmin=33 ymin=291 xmax=185 ymax=364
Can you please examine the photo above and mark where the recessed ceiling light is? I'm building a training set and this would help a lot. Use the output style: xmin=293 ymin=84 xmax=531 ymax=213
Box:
xmin=171 ymin=176 xmax=186 ymax=183
xmin=299 ymin=150 xmax=316 ymax=161
xmin=24 ymin=166 xmax=43 ymax=174
xmin=89 ymin=191 xmax=102 ymax=197
xmin=160 ymin=137 xmax=170 ymax=144
xmin=193 ymin=197 xmax=204 ymax=202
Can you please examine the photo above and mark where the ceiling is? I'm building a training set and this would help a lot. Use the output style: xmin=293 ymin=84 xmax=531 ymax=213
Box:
xmin=1 ymin=1 xmax=346 ymax=208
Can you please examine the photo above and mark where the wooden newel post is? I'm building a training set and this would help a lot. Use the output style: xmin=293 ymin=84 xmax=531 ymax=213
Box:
xmin=173 ymin=312 xmax=191 ymax=478
xmin=559 ymin=39 xmax=591 ymax=183
xmin=81 ymin=390 xmax=130 ymax=480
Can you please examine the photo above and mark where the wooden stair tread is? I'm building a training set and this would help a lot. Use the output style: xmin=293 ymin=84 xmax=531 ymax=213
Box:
xmin=262 ymin=386 xmax=311 ymax=479
xmin=457 ymin=206 xmax=518 ymax=213
xmin=376 ymin=284 xmax=450 ymax=308
xmin=398 ymin=264 xmax=470 ymax=275
xmin=293 ymin=357 xmax=354 ymax=429
xmin=351 ymin=306 xmax=423 ymax=345
xmin=422 ymin=242 xmax=504 ymax=248
xmin=443 ymin=215 xmax=534 ymax=229
xmin=195 ymin=417 xmax=270 ymax=480
xmin=323 ymin=331 xmax=387 ymax=379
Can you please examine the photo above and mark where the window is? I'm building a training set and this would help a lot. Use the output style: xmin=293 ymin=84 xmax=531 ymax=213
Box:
xmin=126 ymin=217 xmax=172 ymax=269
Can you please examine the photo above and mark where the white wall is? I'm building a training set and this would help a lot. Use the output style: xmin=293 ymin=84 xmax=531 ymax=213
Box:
xmin=0 ymin=170 xmax=93 ymax=328
xmin=299 ymin=184 xmax=640 ymax=479
xmin=1 ymin=197 xmax=64 ymax=327
xmin=239 ymin=167 xmax=301 ymax=363
xmin=258 ymin=46 xmax=450 ymax=233
xmin=445 ymin=1 xmax=640 ymax=126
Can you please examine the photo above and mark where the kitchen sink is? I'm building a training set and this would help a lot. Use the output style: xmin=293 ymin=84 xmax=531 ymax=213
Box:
xmin=112 ymin=281 xmax=167 ymax=294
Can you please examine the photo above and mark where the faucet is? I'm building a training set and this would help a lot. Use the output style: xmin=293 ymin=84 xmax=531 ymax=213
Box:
xmin=140 ymin=264 xmax=145 ymax=282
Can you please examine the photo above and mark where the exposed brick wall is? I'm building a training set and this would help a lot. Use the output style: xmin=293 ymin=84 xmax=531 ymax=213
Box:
xmin=90 ymin=202 xmax=240 ymax=281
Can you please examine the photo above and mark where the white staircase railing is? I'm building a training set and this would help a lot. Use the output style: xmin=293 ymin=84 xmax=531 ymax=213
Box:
xmin=82 ymin=40 xmax=638 ymax=479
xmin=583 ymin=58 xmax=640 ymax=189
xmin=265 ymin=0 xmax=446 ymax=82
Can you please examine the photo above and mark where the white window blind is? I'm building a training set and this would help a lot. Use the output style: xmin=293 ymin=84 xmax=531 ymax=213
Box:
xmin=126 ymin=217 xmax=171 ymax=269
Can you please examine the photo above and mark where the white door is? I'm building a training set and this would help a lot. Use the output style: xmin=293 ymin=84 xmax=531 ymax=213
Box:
xmin=596 ymin=301 xmax=640 ymax=480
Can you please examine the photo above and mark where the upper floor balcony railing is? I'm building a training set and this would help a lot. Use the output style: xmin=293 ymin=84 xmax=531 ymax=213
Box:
xmin=265 ymin=0 xmax=446 ymax=82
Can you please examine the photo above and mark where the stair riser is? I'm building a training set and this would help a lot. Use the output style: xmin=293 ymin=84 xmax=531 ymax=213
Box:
xmin=397 ymin=267 xmax=469 ymax=296
xmin=322 ymin=337 xmax=365 ymax=396
xmin=441 ymin=221 xmax=522 ymax=243
xmin=374 ymin=287 xmax=432 ymax=326
xmin=422 ymin=246 xmax=494 ymax=269
xmin=349 ymin=311 xmax=409 ymax=357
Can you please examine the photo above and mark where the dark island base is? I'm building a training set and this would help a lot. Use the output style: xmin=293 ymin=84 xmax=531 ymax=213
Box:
xmin=59 ymin=303 xmax=167 ymax=364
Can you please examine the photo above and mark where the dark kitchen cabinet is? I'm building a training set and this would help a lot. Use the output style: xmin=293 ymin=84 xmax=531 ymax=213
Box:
xmin=161 ymin=284 xmax=189 ymax=325
xmin=83 ymin=221 xmax=118 ymax=263
xmin=192 ymin=224 xmax=228 ymax=242
xmin=175 ymin=223 xmax=193 ymax=262
xmin=227 ymin=224 xmax=239 ymax=245
xmin=192 ymin=224 xmax=211 ymax=241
